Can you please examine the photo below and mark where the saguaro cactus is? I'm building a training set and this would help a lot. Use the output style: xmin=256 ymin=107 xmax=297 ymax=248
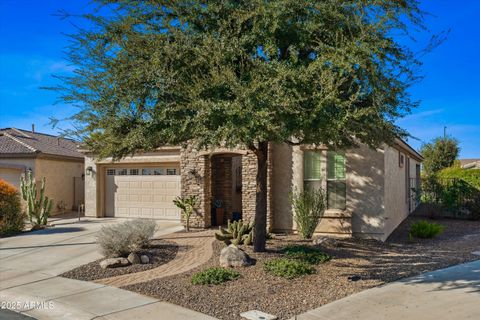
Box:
xmin=20 ymin=171 xmax=53 ymax=228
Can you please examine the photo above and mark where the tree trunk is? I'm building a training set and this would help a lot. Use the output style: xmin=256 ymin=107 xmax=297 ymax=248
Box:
xmin=253 ymin=141 xmax=268 ymax=252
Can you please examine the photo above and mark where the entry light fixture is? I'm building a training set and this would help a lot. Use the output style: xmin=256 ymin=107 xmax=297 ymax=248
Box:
xmin=86 ymin=166 xmax=93 ymax=176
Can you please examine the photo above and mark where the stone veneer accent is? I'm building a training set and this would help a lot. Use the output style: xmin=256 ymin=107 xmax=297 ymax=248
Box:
xmin=181 ymin=143 xmax=274 ymax=231
xmin=180 ymin=144 xmax=211 ymax=228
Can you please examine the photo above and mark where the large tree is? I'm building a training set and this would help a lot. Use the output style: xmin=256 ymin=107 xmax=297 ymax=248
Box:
xmin=55 ymin=0 xmax=428 ymax=252
xmin=421 ymin=136 xmax=460 ymax=175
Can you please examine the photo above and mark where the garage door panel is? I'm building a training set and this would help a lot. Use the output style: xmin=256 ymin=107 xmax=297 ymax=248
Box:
xmin=106 ymin=173 xmax=181 ymax=220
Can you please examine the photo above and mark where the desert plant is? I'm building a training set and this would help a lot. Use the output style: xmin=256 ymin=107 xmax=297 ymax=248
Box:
xmin=290 ymin=188 xmax=326 ymax=239
xmin=409 ymin=220 xmax=444 ymax=239
xmin=282 ymin=245 xmax=331 ymax=265
xmin=0 ymin=179 xmax=25 ymax=236
xmin=215 ymin=219 xmax=253 ymax=245
xmin=264 ymin=258 xmax=315 ymax=279
xmin=97 ymin=219 xmax=158 ymax=257
xmin=191 ymin=267 xmax=240 ymax=285
xmin=173 ymin=195 xmax=197 ymax=232
xmin=20 ymin=171 xmax=53 ymax=228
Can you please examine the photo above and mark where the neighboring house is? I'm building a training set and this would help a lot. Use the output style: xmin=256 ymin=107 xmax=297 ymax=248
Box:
xmin=0 ymin=127 xmax=85 ymax=213
xmin=459 ymin=159 xmax=480 ymax=170
xmin=83 ymin=139 xmax=422 ymax=241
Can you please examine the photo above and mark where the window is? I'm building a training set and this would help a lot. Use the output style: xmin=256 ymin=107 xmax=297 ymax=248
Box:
xmin=166 ymin=168 xmax=177 ymax=175
xmin=399 ymin=152 xmax=405 ymax=168
xmin=130 ymin=169 xmax=139 ymax=175
xmin=117 ymin=169 xmax=127 ymax=176
xmin=142 ymin=168 xmax=152 ymax=175
xmin=153 ymin=168 xmax=164 ymax=175
xmin=327 ymin=151 xmax=346 ymax=210
xmin=106 ymin=169 xmax=115 ymax=176
xmin=303 ymin=151 xmax=322 ymax=191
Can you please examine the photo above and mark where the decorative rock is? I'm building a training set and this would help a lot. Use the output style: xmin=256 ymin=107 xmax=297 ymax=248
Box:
xmin=100 ymin=257 xmax=130 ymax=269
xmin=219 ymin=244 xmax=251 ymax=268
xmin=313 ymin=236 xmax=337 ymax=247
xmin=140 ymin=254 xmax=150 ymax=264
xmin=240 ymin=310 xmax=277 ymax=320
xmin=127 ymin=252 xmax=141 ymax=264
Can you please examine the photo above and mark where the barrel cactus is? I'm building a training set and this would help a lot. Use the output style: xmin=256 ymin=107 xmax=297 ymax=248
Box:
xmin=215 ymin=219 xmax=253 ymax=245
xmin=20 ymin=171 xmax=53 ymax=228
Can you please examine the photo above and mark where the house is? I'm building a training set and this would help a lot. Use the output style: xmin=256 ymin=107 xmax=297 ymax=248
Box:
xmin=83 ymin=138 xmax=422 ymax=241
xmin=0 ymin=127 xmax=85 ymax=213
xmin=459 ymin=159 xmax=480 ymax=170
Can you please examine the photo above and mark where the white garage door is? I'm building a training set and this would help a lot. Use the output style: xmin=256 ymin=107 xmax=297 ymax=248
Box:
xmin=0 ymin=168 xmax=22 ymax=190
xmin=105 ymin=170 xmax=181 ymax=220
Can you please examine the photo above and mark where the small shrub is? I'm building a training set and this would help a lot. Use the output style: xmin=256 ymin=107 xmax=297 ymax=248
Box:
xmin=409 ymin=220 xmax=444 ymax=239
xmin=290 ymin=188 xmax=326 ymax=239
xmin=173 ymin=195 xmax=198 ymax=232
xmin=283 ymin=245 xmax=331 ymax=264
xmin=191 ymin=267 xmax=240 ymax=285
xmin=0 ymin=179 xmax=25 ymax=236
xmin=97 ymin=219 xmax=158 ymax=257
xmin=264 ymin=258 xmax=315 ymax=279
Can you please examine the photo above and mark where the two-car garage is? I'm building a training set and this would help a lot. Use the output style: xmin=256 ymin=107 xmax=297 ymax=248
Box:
xmin=102 ymin=162 xmax=181 ymax=221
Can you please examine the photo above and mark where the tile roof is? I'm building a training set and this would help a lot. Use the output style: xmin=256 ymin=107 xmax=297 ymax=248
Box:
xmin=0 ymin=128 xmax=84 ymax=159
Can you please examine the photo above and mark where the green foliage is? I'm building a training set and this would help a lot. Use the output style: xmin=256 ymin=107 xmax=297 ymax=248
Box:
xmin=20 ymin=171 xmax=53 ymax=228
xmin=52 ymin=0 xmax=432 ymax=251
xmin=173 ymin=195 xmax=198 ymax=232
xmin=282 ymin=245 xmax=331 ymax=264
xmin=290 ymin=189 xmax=326 ymax=239
xmin=264 ymin=258 xmax=315 ymax=279
xmin=0 ymin=179 xmax=25 ymax=236
xmin=438 ymin=167 xmax=480 ymax=189
xmin=191 ymin=267 xmax=240 ymax=285
xmin=420 ymin=137 xmax=460 ymax=175
xmin=409 ymin=220 xmax=444 ymax=239
xmin=215 ymin=220 xmax=253 ymax=245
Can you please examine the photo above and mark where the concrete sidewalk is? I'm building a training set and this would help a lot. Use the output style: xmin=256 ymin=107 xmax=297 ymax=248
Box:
xmin=0 ymin=216 xmax=216 ymax=320
xmin=293 ymin=260 xmax=480 ymax=320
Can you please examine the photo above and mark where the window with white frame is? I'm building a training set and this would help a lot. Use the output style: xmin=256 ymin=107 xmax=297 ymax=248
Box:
xmin=303 ymin=151 xmax=322 ymax=192
xmin=166 ymin=168 xmax=177 ymax=175
xmin=117 ymin=169 xmax=127 ymax=175
xmin=327 ymin=151 xmax=346 ymax=210
xmin=106 ymin=169 xmax=115 ymax=176
xmin=129 ymin=169 xmax=139 ymax=175
xmin=153 ymin=168 xmax=164 ymax=175
xmin=142 ymin=168 xmax=152 ymax=175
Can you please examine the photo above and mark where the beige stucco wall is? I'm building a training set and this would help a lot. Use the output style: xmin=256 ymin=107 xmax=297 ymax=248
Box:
xmin=84 ymin=151 xmax=181 ymax=218
xmin=34 ymin=157 xmax=84 ymax=215
xmin=383 ymin=146 xmax=421 ymax=239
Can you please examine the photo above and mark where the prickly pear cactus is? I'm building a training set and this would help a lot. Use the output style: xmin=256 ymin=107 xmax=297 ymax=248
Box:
xmin=20 ymin=171 xmax=53 ymax=228
xmin=214 ymin=219 xmax=254 ymax=245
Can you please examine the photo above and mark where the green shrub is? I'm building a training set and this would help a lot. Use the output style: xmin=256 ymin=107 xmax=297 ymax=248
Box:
xmin=97 ymin=219 xmax=158 ymax=257
xmin=0 ymin=179 xmax=25 ymax=236
xmin=409 ymin=220 xmax=444 ymax=239
xmin=283 ymin=245 xmax=331 ymax=264
xmin=438 ymin=167 xmax=480 ymax=189
xmin=191 ymin=267 xmax=240 ymax=285
xmin=264 ymin=258 xmax=315 ymax=279
xmin=290 ymin=188 xmax=326 ymax=239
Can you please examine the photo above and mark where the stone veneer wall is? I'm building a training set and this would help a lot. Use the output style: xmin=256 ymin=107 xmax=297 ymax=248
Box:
xmin=180 ymin=145 xmax=211 ymax=228
xmin=241 ymin=146 xmax=274 ymax=231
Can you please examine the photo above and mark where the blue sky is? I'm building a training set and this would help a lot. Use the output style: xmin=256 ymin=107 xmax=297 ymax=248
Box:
xmin=0 ymin=1 xmax=479 ymax=158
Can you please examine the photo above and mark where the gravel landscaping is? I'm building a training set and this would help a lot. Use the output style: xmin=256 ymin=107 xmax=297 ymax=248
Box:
xmin=123 ymin=217 xmax=480 ymax=320
xmin=61 ymin=239 xmax=178 ymax=281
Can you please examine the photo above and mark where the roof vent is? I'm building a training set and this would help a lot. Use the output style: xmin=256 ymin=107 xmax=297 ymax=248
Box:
xmin=31 ymin=124 xmax=35 ymax=133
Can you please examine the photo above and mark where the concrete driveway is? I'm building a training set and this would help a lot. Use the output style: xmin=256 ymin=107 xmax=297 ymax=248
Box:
xmin=294 ymin=260 xmax=480 ymax=320
xmin=0 ymin=216 xmax=216 ymax=320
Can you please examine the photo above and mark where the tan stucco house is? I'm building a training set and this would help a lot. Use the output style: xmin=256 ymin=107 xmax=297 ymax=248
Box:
xmin=83 ymin=139 xmax=422 ymax=241
xmin=0 ymin=127 xmax=85 ymax=214
xmin=459 ymin=159 xmax=480 ymax=170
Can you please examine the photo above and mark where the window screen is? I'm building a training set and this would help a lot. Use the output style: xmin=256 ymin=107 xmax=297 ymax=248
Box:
xmin=303 ymin=151 xmax=322 ymax=192
xmin=327 ymin=151 xmax=346 ymax=210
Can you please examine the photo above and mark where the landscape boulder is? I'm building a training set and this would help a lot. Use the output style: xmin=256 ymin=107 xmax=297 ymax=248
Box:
xmin=219 ymin=244 xmax=251 ymax=267
xmin=140 ymin=254 xmax=150 ymax=264
xmin=127 ymin=252 xmax=141 ymax=264
xmin=100 ymin=257 xmax=130 ymax=269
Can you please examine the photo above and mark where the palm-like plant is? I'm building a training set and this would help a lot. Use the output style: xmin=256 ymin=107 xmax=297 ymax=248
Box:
xmin=173 ymin=195 xmax=198 ymax=232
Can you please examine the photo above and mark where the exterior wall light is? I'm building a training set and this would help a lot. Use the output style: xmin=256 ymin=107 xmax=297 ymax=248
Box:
xmin=86 ymin=166 xmax=93 ymax=175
